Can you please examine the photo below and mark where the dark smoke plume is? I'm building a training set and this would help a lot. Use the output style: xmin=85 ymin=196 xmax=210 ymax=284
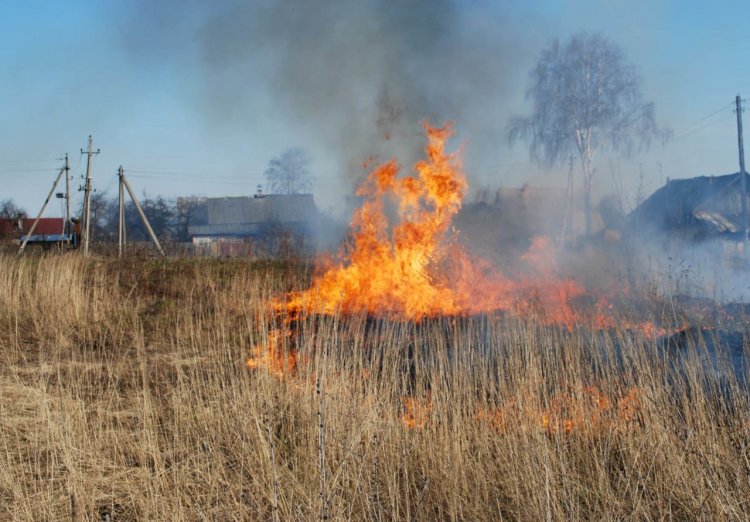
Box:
xmin=118 ymin=0 xmax=529 ymax=189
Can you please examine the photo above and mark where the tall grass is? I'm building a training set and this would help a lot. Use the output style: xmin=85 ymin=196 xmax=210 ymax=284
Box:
xmin=0 ymin=253 xmax=748 ymax=521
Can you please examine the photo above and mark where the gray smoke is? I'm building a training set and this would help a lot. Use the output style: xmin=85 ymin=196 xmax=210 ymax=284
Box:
xmin=118 ymin=0 xmax=529 ymax=192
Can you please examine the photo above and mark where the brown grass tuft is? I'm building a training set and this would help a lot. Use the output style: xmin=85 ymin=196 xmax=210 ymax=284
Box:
xmin=0 ymin=254 xmax=748 ymax=520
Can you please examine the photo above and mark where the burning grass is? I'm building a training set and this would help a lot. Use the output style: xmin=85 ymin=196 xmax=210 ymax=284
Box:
xmin=1 ymin=254 xmax=749 ymax=520
xmin=2 ymin=125 xmax=749 ymax=520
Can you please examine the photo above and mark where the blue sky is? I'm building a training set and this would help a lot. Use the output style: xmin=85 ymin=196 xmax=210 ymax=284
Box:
xmin=1 ymin=0 xmax=749 ymax=216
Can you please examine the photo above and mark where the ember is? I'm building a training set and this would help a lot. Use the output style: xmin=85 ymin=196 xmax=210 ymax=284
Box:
xmin=476 ymin=385 xmax=644 ymax=435
xmin=401 ymin=395 xmax=432 ymax=430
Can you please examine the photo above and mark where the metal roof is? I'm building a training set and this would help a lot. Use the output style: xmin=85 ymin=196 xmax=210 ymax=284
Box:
xmin=630 ymin=172 xmax=749 ymax=234
xmin=206 ymin=194 xmax=317 ymax=225
xmin=21 ymin=218 xmax=65 ymax=235
xmin=186 ymin=194 xmax=319 ymax=238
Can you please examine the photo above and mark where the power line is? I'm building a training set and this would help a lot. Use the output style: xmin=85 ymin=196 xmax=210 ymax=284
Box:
xmin=128 ymin=168 xmax=249 ymax=176
xmin=0 ymin=168 xmax=61 ymax=173
xmin=680 ymin=102 xmax=733 ymax=130
xmin=127 ymin=168 xmax=343 ymax=180
xmin=127 ymin=174 xmax=259 ymax=185
xmin=671 ymin=117 xmax=730 ymax=142
xmin=0 ymin=159 xmax=60 ymax=164
xmin=669 ymin=103 xmax=734 ymax=142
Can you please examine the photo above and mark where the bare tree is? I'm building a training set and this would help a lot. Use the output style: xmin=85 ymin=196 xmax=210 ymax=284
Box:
xmin=0 ymin=199 xmax=27 ymax=220
xmin=78 ymin=191 xmax=114 ymax=241
xmin=133 ymin=194 xmax=177 ymax=241
xmin=81 ymin=192 xmax=179 ymax=243
xmin=264 ymin=147 xmax=313 ymax=195
xmin=509 ymin=32 xmax=668 ymax=236
xmin=175 ymin=196 xmax=207 ymax=242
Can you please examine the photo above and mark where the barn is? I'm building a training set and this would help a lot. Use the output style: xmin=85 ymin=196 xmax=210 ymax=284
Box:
xmin=183 ymin=194 xmax=320 ymax=257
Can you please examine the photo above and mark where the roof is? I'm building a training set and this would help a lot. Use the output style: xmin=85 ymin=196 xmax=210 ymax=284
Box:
xmin=206 ymin=194 xmax=317 ymax=225
xmin=21 ymin=218 xmax=65 ymax=235
xmin=692 ymin=210 xmax=739 ymax=234
xmin=186 ymin=194 xmax=320 ymax=238
xmin=629 ymin=172 xmax=749 ymax=236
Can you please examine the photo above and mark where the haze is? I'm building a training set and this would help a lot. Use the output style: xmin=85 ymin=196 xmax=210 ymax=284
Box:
xmin=1 ymin=0 xmax=747 ymax=217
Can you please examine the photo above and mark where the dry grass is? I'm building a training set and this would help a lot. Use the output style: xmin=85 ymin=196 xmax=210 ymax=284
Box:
xmin=0 ymin=253 xmax=749 ymax=521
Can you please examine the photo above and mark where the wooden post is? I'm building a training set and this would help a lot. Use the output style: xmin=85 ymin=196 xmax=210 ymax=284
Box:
xmin=736 ymin=95 xmax=748 ymax=258
xmin=118 ymin=167 xmax=125 ymax=258
xmin=64 ymin=153 xmax=71 ymax=245
xmin=18 ymin=167 xmax=65 ymax=254
xmin=121 ymin=171 xmax=165 ymax=256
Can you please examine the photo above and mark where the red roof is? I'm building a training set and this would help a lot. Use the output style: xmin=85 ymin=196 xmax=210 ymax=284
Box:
xmin=21 ymin=218 xmax=65 ymax=235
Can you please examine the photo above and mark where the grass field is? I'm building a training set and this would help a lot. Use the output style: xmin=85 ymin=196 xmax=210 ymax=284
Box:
xmin=1 ymin=254 xmax=749 ymax=521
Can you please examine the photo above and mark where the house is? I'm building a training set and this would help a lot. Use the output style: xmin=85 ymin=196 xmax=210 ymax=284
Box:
xmin=22 ymin=217 xmax=65 ymax=237
xmin=20 ymin=218 xmax=76 ymax=249
xmin=0 ymin=217 xmax=76 ymax=249
xmin=183 ymin=194 xmax=320 ymax=256
xmin=629 ymin=172 xmax=750 ymax=241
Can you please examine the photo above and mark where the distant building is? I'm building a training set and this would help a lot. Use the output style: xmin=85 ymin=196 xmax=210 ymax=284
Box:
xmin=455 ymin=184 xmax=590 ymax=260
xmin=183 ymin=194 xmax=320 ymax=257
xmin=0 ymin=217 xmax=76 ymax=249
xmin=629 ymin=172 xmax=750 ymax=241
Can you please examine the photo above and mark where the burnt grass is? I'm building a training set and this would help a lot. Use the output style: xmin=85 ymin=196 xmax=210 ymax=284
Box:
xmin=277 ymin=304 xmax=749 ymax=401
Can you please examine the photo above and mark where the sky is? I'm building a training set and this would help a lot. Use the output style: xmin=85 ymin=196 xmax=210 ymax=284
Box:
xmin=1 ymin=0 xmax=749 ymax=218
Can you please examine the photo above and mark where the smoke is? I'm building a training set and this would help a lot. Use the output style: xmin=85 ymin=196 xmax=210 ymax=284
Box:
xmin=629 ymin=233 xmax=750 ymax=303
xmin=117 ymin=0 xmax=529 ymax=194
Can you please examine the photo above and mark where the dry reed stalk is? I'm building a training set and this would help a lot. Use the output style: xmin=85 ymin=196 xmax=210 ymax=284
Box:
xmin=0 ymin=255 xmax=747 ymax=520
xmin=316 ymin=378 xmax=329 ymax=521
xmin=263 ymin=400 xmax=280 ymax=522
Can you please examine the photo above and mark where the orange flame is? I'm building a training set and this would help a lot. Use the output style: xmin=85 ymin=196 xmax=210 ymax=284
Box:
xmin=246 ymin=331 xmax=298 ymax=377
xmin=401 ymin=395 xmax=432 ymax=430
xmin=248 ymin=122 xmax=665 ymax=375
xmin=279 ymin=123 xmax=603 ymax=324
xmin=283 ymin=123 xmax=477 ymax=320
xmin=476 ymin=386 xmax=643 ymax=435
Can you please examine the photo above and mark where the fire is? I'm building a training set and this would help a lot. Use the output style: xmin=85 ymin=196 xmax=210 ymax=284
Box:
xmin=476 ymin=385 xmax=643 ymax=435
xmin=248 ymin=121 xmax=665 ymax=379
xmin=282 ymin=123 xmax=476 ymax=319
xmin=246 ymin=331 xmax=298 ymax=377
xmin=401 ymin=395 xmax=432 ymax=430
xmin=278 ymin=123 xmax=609 ymax=324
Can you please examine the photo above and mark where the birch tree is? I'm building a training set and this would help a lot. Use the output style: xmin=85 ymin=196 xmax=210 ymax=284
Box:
xmin=509 ymin=32 xmax=667 ymax=236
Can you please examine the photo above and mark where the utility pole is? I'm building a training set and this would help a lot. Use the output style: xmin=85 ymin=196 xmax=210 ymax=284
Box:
xmin=118 ymin=166 xmax=126 ymax=258
xmin=120 ymin=168 xmax=165 ymax=256
xmin=18 ymin=167 xmax=65 ymax=254
xmin=80 ymin=135 xmax=100 ymax=256
xmin=64 ymin=153 xmax=71 ymax=245
xmin=736 ymin=95 xmax=749 ymax=258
